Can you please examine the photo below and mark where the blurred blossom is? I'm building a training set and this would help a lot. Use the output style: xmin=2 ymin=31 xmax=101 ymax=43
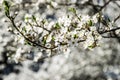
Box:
xmin=34 ymin=52 xmax=42 ymax=62
xmin=81 ymin=15 xmax=90 ymax=24
xmin=19 ymin=37 xmax=25 ymax=44
xmin=84 ymin=32 xmax=94 ymax=49
xmin=14 ymin=47 xmax=24 ymax=63
xmin=115 ymin=29 xmax=120 ymax=35
xmin=51 ymin=1 xmax=58 ymax=8
xmin=14 ymin=0 xmax=22 ymax=4
xmin=58 ymin=16 xmax=71 ymax=27
xmin=92 ymin=14 xmax=99 ymax=23
xmin=0 ymin=0 xmax=3 ymax=4
xmin=80 ymin=0 xmax=89 ymax=4
xmin=70 ymin=0 xmax=77 ymax=3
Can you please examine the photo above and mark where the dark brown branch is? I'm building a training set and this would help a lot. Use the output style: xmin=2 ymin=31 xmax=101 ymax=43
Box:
xmin=100 ymin=27 xmax=120 ymax=34
xmin=102 ymin=36 xmax=120 ymax=38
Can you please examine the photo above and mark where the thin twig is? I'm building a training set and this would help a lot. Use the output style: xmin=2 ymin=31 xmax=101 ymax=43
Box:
xmin=114 ymin=14 xmax=120 ymax=22
xmin=113 ymin=1 xmax=120 ymax=9
xmin=100 ymin=27 xmax=120 ymax=34
xmin=34 ymin=20 xmax=51 ymax=33
xmin=99 ymin=0 xmax=113 ymax=12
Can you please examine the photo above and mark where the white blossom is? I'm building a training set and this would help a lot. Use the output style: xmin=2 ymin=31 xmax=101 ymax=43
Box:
xmin=116 ymin=29 xmax=120 ymax=35
xmin=34 ymin=52 xmax=42 ymax=62
xmin=51 ymin=1 xmax=58 ymax=8
xmin=24 ymin=14 xmax=32 ymax=22
xmin=0 ymin=0 xmax=3 ymax=4
xmin=45 ymin=21 xmax=55 ymax=30
xmin=64 ymin=48 xmax=71 ymax=58
xmin=81 ymin=15 xmax=90 ymax=24
xmin=46 ymin=34 xmax=52 ymax=42
xmin=58 ymin=16 xmax=71 ymax=27
xmin=92 ymin=15 xmax=98 ymax=23
xmin=78 ymin=30 xmax=86 ymax=37
xmin=84 ymin=32 xmax=94 ymax=49
xmin=14 ymin=0 xmax=22 ymax=4
xmin=19 ymin=37 xmax=25 ymax=44
xmin=14 ymin=47 xmax=24 ymax=63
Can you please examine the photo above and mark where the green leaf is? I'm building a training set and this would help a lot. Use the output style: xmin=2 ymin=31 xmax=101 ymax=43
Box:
xmin=42 ymin=37 xmax=46 ymax=45
xmin=41 ymin=19 xmax=46 ymax=24
xmin=3 ymin=0 xmax=10 ymax=9
xmin=88 ymin=42 xmax=96 ymax=49
xmin=74 ymin=34 xmax=78 ymax=39
xmin=25 ymin=17 xmax=28 ymax=21
xmin=88 ymin=20 xmax=93 ymax=26
xmin=52 ymin=36 xmax=55 ymax=41
xmin=69 ymin=8 xmax=76 ymax=13
xmin=55 ymin=23 xmax=60 ymax=29
xmin=22 ymin=26 xmax=27 ymax=32
xmin=32 ymin=15 xmax=36 ymax=21
xmin=3 ymin=0 xmax=10 ymax=16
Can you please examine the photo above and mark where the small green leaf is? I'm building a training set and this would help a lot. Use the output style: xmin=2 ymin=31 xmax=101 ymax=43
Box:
xmin=3 ymin=0 xmax=10 ymax=16
xmin=55 ymin=23 xmax=60 ymax=29
xmin=88 ymin=20 xmax=93 ymax=26
xmin=69 ymin=8 xmax=76 ymax=13
xmin=88 ymin=42 xmax=96 ymax=49
xmin=74 ymin=34 xmax=78 ymax=39
xmin=22 ymin=26 xmax=27 ymax=32
xmin=41 ymin=19 xmax=46 ymax=24
xmin=25 ymin=17 xmax=30 ymax=21
xmin=52 ymin=36 xmax=55 ymax=41
xmin=42 ymin=37 xmax=46 ymax=45
xmin=32 ymin=15 xmax=36 ymax=21
xmin=3 ymin=0 xmax=10 ymax=9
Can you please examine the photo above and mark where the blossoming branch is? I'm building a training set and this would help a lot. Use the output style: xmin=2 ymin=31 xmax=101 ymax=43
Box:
xmin=3 ymin=0 xmax=120 ymax=63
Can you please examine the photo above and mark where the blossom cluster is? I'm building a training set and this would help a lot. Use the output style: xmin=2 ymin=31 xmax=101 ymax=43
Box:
xmin=3 ymin=0 xmax=103 ymax=62
xmin=12 ymin=11 xmax=102 ymax=62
